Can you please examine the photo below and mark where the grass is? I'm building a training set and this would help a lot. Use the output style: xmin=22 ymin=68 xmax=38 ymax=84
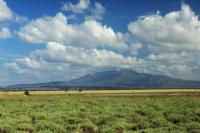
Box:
xmin=1 ymin=89 xmax=200 ymax=96
xmin=0 ymin=90 xmax=199 ymax=133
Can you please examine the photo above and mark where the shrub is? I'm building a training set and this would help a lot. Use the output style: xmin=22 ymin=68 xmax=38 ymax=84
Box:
xmin=164 ymin=112 xmax=188 ymax=124
xmin=186 ymin=122 xmax=200 ymax=133
xmin=81 ymin=121 xmax=98 ymax=133
xmin=24 ymin=90 xmax=30 ymax=96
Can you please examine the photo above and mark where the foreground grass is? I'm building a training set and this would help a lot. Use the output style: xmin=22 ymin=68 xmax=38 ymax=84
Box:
xmin=0 ymin=92 xmax=199 ymax=133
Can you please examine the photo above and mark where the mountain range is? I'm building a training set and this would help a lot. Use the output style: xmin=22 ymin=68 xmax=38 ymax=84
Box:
xmin=3 ymin=69 xmax=200 ymax=90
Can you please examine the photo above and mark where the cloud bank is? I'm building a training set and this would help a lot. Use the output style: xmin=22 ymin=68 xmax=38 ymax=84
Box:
xmin=1 ymin=0 xmax=200 ymax=85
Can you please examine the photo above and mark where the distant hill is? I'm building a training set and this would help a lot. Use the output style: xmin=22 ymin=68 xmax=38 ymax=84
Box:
xmin=4 ymin=69 xmax=200 ymax=90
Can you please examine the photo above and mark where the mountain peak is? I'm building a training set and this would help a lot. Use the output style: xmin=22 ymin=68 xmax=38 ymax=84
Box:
xmin=4 ymin=69 xmax=200 ymax=90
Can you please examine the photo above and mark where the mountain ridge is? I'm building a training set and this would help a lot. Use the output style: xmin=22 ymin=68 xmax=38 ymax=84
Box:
xmin=3 ymin=69 xmax=200 ymax=90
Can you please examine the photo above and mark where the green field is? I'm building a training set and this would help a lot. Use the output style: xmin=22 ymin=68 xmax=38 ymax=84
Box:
xmin=0 ymin=90 xmax=200 ymax=133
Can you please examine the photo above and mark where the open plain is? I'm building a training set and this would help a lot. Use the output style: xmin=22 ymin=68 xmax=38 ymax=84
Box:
xmin=0 ymin=89 xmax=199 ymax=133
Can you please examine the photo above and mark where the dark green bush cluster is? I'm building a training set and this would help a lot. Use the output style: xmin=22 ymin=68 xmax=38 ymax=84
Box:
xmin=24 ymin=90 xmax=30 ymax=96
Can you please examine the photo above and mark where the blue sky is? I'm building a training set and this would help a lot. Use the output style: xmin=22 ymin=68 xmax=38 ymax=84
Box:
xmin=1 ymin=0 xmax=200 ymax=85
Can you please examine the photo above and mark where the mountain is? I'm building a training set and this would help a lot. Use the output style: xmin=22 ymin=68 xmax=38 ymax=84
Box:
xmin=4 ymin=69 xmax=200 ymax=90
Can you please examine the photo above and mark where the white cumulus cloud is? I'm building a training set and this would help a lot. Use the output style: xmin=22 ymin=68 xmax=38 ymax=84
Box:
xmin=0 ymin=27 xmax=11 ymax=39
xmin=25 ymin=42 xmax=142 ymax=68
xmin=85 ymin=2 xmax=106 ymax=21
xmin=62 ymin=0 xmax=90 ymax=13
xmin=18 ymin=12 xmax=128 ymax=50
xmin=128 ymin=3 xmax=200 ymax=53
xmin=0 ymin=0 xmax=13 ymax=21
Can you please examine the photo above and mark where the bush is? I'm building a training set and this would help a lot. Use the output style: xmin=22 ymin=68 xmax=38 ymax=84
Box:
xmin=24 ymin=90 xmax=30 ymax=96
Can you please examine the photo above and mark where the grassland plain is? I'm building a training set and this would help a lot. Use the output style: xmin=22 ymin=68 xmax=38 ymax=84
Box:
xmin=0 ymin=90 xmax=200 ymax=133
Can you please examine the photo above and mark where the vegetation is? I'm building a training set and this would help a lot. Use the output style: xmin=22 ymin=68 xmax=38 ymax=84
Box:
xmin=0 ymin=91 xmax=199 ymax=133
xmin=24 ymin=90 xmax=30 ymax=96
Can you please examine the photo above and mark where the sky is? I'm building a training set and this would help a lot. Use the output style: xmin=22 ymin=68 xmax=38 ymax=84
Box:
xmin=0 ymin=0 xmax=200 ymax=86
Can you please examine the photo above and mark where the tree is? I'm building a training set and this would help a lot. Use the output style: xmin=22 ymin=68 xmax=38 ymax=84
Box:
xmin=24 ymin=90 xmax=30 ymax=96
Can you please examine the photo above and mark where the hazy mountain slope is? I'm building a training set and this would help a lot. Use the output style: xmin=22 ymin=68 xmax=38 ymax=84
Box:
xmin=4 ymin=69 xmax=200 ymax=89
